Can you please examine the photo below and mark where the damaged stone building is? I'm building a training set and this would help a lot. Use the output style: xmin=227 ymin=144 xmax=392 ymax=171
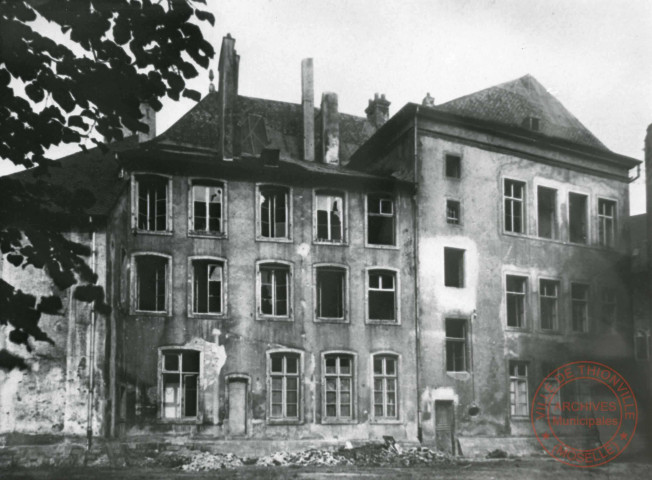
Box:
xmin=0 ymin=35 xmax=647 ymax=454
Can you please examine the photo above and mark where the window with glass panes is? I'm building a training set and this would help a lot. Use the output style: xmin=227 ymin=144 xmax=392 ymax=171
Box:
xmin=259 ymin=263 xmax=289 ymax=317
xmin=539 ymin=279 xmax=559 ymax=331
xmin=137 ymin=175 xmax=168 ymax=231
xmin=323 ymin=354 xmax=353 ymax=421
xmin=259 ymin=186 xmax=289 ymax=239
xmin=504 ymin=179 xmax=525 ymax=234
xmin=571 ymin=284 xmax=589 ymax=332
xmin=509 ymin=362 xmax=528 ymax=416
xmin=315 ymin=192 xmax=344 ymax=242
xmin=192 ymin=260 xmax=223 ymax=314
xmin=161 ymin=350 xmax=199 ymax=419
xmin=191 ymin=184 xmax=223 ymax=233
xmin=598 ymin=199 xmax=616 ymax=247
xmin=367 ymin=195 xmax=395 ymax=246
xmin=269 ymin=353 xmax=300 ymax=420
xmin=506 ymin=275 xmax=527 ymax=328
xmin=373 ymin=355 xmax=398 ymax=419
xmin=136 ymin=255 xmax=168 ymax=312
xmin=445 ymin=319 xmax=468 ymax=372
xmin=368 ymin=270 xmax=396 ymax=322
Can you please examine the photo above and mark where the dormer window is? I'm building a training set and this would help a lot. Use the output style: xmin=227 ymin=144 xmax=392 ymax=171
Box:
xmin=525 ymin=116 xmax=540 ymax=132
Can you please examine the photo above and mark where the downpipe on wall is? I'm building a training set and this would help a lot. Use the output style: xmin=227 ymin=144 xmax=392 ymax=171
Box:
xmin=87 ymin=222 xmax=97 ymax=450
xmin=413 ymin=106 xmax=423 ymax=443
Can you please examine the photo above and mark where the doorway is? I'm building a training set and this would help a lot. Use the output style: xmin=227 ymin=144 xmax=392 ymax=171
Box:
xmin=435 ymin=400 xmax=455 ymax=454
xmin=227 ymin=378 xmax=247 ymax=435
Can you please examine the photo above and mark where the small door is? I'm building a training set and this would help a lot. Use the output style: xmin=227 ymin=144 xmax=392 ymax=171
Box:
xmin=228 ymin=379 xmax=247 ymax=435
xmin=435 ymin=400 xmax=455 ymax=454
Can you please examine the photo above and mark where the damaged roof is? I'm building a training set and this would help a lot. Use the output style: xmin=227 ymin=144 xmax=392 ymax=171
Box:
xmin=436 ymin=74 xmax=608 ymax=151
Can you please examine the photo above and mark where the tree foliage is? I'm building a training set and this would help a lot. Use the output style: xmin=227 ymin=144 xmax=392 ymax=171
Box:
xmin=0 ymin=0 xmax=215 ymax=369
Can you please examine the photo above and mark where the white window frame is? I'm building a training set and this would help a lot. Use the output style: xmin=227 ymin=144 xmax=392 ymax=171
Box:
xmin=131 ymin=173 xmax=173 ymax=234
xmin=509 ymin=361 xmax=529 ymax=417
xmin=266 ymin=348 xmax=304 ymax=424
xmin=131 ymin=252 xmax=172 ymax=315
xmin=255 ymin=183 xmax=293 ymax=242
xmin=570 ymin=282 xmax=590 ymax=333
xmin=365 ymin=267 xmax=400 ymax=324
xmin=321 ymin=351 xmax=357 ymax=424
xmin=505 ymin=274 xmax=528 ymax=329
xmin=445 ymin=318 xmax=468 ymax=373
xmin=444 ymin=247 xmax=465 ymax=288
xmin=313 ymin=189 xmax=347 ymax=245
xmin=370 ymin=352 xmax=400 ymax=422
xmin=503 ymin=178 xmax=526 ymax=235
xmin=445 ymin=198 xmax=462 ymax=225
xmin=188 ymin=179 xmax=227 ymax=237
xmin=365 ymin=192 xmax=398 ymax=249
xmin=538 ymin=278 xmax=560 ymax=332
xmin=158 ymin=347 xmax=202 ymax=423
xmin=313 ymin=263 xmax=349 ymax=323
xmin=256 ymin=260 xmax=293 ymax=321
xmin=188 ymin=256 xmax=227 ymax=318
xmin=597 ymin=197 xmax=617 ymax=248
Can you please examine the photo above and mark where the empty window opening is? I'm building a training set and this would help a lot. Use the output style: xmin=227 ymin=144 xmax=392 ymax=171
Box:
xmin=316 ymin=267 xmax=345 ymax=320
xmin=192 ymin=260 xmax=223 ymax=314
xmin=161 ymin=350 xmax=199 ymax=419
xmin=525 ymin=116 xmax=540 ymax=131
xmin=598 ymin=199 xmax=616 ymax=248
xmin=373 ymin=355 xmax=398 ymax=419
xmin=509 ymin=361 xmax=528 ymax=416
xmin=569 ymin=193 xmax=588 ymax=244
xmin=537 ymin=186 xmax=557 ymax=239
xmin=260 ymin=263 xmax=290 ymax=317
xmin=137 ymin=175 xmax=168 ymax=231
xmin=445 ymin=319 xmax=468 ymax=372
xmin=136 ymin=255 xmax=168 ymax=312
xmin=445 ymin=155 xmax=461 ymax=178
xmin=367 ymin=194 xmax=395 ymax=246
xmin=315 ymin=192 xmax=344 ymax=242
xmin=368 ymin=270 xmax=396 ymax=322
xmin=504 ymin=179 xmax=525 ymax=234
xmin=444 ymin=248 xmax=465 ymax=288
xmin=571 ymin=283 xmax=589 ymax=332
xmin=539 ymin=279 xmax=559 ymax=331
xmin=446 ymin=200 xmax=461 ymax=225
xmin=506 ymin=275 xmax=527 ymax=328
xmin=192 ymin=184 xmax=223 ymax=233
xmin=260 ymin=186 xmax=289 ymax=239
xmin=324 ymin=354 xmax=354 ymax=420
xmin=269 ymin=353 xmax=300 ymax=420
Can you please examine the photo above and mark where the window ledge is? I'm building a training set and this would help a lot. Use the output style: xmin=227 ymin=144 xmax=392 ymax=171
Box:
xmin=314 ymin=240 xmax=348 ymax=247
xmin=366 ymin=320 xmax=401 ymax=326
xmin=267 ymin=419 xmax=302 ymax=426
xmin=188 ymin=231 xmax=227 ymax=239
xmin=446 ymin=371 xmax=471 ymax=381
xmin=134 ymin=230 xmax=173 ymax=236
xmin=321 ymin=419 xmax=358 ymax=425
xmin=365 ymin=243 xmax=399 ymax=250
xmin=132 ymin=310 xmax=172 ymax=317
xmin=314 ymin=318 xmax=349 ymax=324
xmin=189 ymin=313 xmax=227 ymax=320
xmin=369 ymin=418 xmax=402 ymax=425
xmin=502 ymin=232 xmax=617 ymax=251
xmin=256 ymin=315 xmax=294 ymax=323
xmin=255 ymin=237 xmax=293 ymax=244
xmin=505 ymin=327 xmax=530 ymax=333
xmin=157 ymin=418 xmax=201 ymax=425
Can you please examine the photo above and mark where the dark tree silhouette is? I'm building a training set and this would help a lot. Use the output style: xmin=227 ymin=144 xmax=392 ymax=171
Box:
xmin=0 ymin=0 xmax=215 ymax=369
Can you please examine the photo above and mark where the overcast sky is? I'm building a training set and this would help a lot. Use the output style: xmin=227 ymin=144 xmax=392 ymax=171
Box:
xmin=2 ymin=0 xmax=649 ymax=213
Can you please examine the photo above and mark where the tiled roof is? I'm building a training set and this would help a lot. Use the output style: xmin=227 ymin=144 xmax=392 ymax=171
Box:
xmin=437 ymin=75 xmax=609 ymax=151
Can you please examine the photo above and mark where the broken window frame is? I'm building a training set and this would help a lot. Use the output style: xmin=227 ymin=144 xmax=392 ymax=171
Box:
xmin=597 ymin=198 xmax=616 ymax=248
xmin=257 ymin=261 xmax=292 ymax=320
xmin=159 ymin=348 xmax=201 ymax=421
xmin=504 ymin=179 xmax=526 ymax=234
xmin=506 ymin=275 xmax=528 ymax=329
xmin=267 ymin=350 xmax=303 ymax=423
xmin=446 ymin=199 xmax=461 ymax=225
xmin=189 ymin=257 xmax=226 ymax=316
xmin=509 ymin=361 xmax=529 ymax=417
xmin=132 ymin=253 xmax=171 ymax=314
xmin=256 ymin=184 xmax=292 ymax=242
xmin=322 ymin=352 xmax=356 ymax=423
xmin=536 ymin=186 xmax=558 ymax=239
xmin=445 ymin=154 xmax=462 ymax=179
xmin=445 ymin=318 xmax=468 ymax=372
xmin=314 ymin=265 xmax=348 ymax=322
xmin=132 ymin=174 xmax=172 ymax=233
xmin=571 ymin=283 xmax=590 ymax=333
xmin=314 ymin=190 xmax=346 ymax=244
xmin=539 ymin=279 xmax=559 ymax=331
xmin=366 ymin=193 xmax=397 ymax=247
xmin=568 ymin=192 xmax=589 ymax=244
xmin=366 ymin=268 xmax=399 ymax=324
xmin=444 ymin=247 xmax=465 ymax=288
xmin=372 ymin=353 xmax=399 ymax=421
xmin=189 ymin=180 xmax=226 ymax=236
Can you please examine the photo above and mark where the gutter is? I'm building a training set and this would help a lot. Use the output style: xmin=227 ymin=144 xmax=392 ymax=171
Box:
xmin=412 ymin=106 xmax=423 ymax=443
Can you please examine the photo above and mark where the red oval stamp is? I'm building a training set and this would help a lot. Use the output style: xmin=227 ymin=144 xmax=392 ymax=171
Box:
xmin=531 ymin=361 xmax=637 ymax=467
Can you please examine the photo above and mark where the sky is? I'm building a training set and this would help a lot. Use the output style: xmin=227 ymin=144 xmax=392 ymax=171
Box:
xmin=1 ymin=0 xmax=649 ymax=213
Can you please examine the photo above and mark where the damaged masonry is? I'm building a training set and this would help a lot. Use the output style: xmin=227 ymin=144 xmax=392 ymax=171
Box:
xmin=1 ymin=34 xmax=650 ymax=460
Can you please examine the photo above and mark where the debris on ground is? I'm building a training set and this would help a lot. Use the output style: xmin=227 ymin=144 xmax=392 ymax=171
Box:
xmin=179 ymin=442 xmax=454 ymax=471
xmin=486 ymin=448 xmax=508 ymax=459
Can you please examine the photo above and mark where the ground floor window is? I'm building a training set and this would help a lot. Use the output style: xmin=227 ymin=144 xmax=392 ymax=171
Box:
xmin=269 ymin=352 xmax=301 ymax=420
xmin=373 ymin=354 xmax=398 ymax=419
xmin=509 ymin=361 xmax=528 ymax=417
xmin=323 ymin=354 xmax=354 ymax=421
xmin=161 ymin=350 xmax=200 ymax=419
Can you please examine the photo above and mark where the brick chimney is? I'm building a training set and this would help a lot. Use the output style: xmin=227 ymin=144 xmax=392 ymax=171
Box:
xmin=137 ymin=103 xmax=156 ymax=143
xmin=218 ymin=34 xmax=239 ymax=161
xmin=365 ymin=93 xmax=390 ymax=129
xmin=321 ymin=92 xmax=339 ymax=166
xmin=302 ymin=58 xmax=315 ymax=161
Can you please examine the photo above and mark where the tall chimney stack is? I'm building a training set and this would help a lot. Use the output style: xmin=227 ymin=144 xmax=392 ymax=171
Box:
xmin=218 ymin=34 xmax=239 ymax=161
xmin=365 ymin=93 xmax=391 ymax=129
xmin=302 ymin=59 xmax=315 ymax=161
xmin=321 ymin=92 xmax=339 ymax=166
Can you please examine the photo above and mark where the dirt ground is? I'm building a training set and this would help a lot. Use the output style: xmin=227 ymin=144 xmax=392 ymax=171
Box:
xmin=2 ymin=458 xmax=651 ymax=480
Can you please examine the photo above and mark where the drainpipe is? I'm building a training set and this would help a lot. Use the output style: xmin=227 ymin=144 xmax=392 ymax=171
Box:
xmin=87 ymin=221 xmax=97 ymax=450
xmin=412 ymin=106 xmax=423 ymax=443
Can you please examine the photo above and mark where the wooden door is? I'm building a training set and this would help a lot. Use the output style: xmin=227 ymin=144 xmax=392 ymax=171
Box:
xmin=228 ymin=379 xmax=247 ymax=435
xmin=435 ymin=400 xmax=455 ymax=454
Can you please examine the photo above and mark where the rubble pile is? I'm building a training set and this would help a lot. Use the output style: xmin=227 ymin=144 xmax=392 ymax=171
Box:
xmin=180 ymin=451 xmax=243 ymax=471
xmin=255 ymin=448 xmax=351 ymax=467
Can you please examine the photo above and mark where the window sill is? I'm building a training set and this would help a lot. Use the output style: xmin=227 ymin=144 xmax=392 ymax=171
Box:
xmin=365 ymin=243 xmax=399 ymax=250
xmin=256 ymin=236 xmax=293 ymax=244
xmin=189 ymin=313 xmax=227 ymax=320
xmin=257 ymin=315 xmax=293 ymax=322
xmin=188 ymin=231 xmax=227 ymax=239
xmin=321 ymin=419 xmax=358 ymax=425
xmin=314 ymin=318 xmax=349 ymax=324
xmin=157 ymin=418 xmax=201 ymax=425
xmin=369 ymin=418 xmax=402 ymax=425
xmin=132 ymin=310 xmax=171 ymax=317
xmin=366 ymin=320 xmax=401 ymax=326
xmin=536 ymin=329 xmax=563 ymax=336
xmin=267 ymin=419 xmax=302 ymax=426
xmin=314 ymin=240 xmax=348 ymax=247
xmin=502 ymin=232 xmax=615 ymax=251
xmin=505 ymin=326 xmax=530 ymax=333
xmin=446 ymin=371 xmax=471 ymax=381
xmin=134 ymin=229 xmax=173 ymax=236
